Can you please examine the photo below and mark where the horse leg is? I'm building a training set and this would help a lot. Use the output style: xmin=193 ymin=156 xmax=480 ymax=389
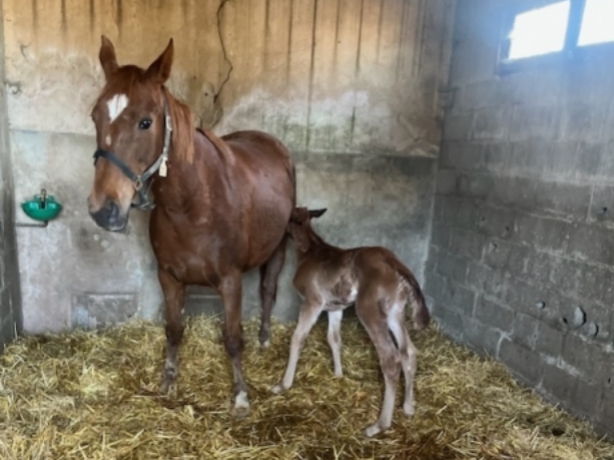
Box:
xmin=258 ymin=236 xmax=287 ymax=348
xmin=388 ymin=305 xmax=418 ymax=417
xmin=356 ymin=300 xmax=401 ymax=437
xmin=271 ymin=300 xmax=323 ymax=393
xmin=159 ymin=269 xmax=186 ymax=394
xmin=219 ymin=271 xmax=250 ymax=417
xmin=327 ymin=310 xmax=344 ymax=378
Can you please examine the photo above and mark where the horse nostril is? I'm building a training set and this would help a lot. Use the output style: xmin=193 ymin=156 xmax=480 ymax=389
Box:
xmin=106 ymin=200 xmax=120 ymax=225
xmin=89 ymin=199 xmax=126 ymax=231
xmin=110 ymin=201 xmax=119 ymax=217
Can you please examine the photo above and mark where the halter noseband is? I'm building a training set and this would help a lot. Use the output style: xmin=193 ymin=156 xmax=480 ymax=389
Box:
xmin=92 ymin=94 xmax=173 ymax=211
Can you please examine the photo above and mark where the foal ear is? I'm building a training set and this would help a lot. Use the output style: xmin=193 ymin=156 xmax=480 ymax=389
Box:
xmin=309 ymin=208 xmax=327 ymax=219
xmin=290 ymin=207 xmax=308 ymax=223
xmin=99 ymin=35 xmax=119 ymax=80
xmin=145 ymin=38 xmax=174 ymax=84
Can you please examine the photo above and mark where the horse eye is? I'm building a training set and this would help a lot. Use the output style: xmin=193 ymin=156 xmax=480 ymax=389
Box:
xmin=139 ymin=118 xmax=152 ymax=130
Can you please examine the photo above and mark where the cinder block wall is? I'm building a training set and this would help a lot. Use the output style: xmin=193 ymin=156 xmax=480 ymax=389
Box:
xmin=425 ymin=0 xmax=614 ymax=436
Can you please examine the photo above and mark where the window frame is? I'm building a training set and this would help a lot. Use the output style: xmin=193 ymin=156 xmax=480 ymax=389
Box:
xmin=496 ymin=0 xmax=614 ymax=75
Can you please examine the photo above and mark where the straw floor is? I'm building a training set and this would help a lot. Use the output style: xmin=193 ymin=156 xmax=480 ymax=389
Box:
xmin=0 ymin=315 xmax=612 ymax=459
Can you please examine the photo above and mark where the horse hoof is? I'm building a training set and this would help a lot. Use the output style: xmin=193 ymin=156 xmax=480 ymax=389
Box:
xmin=270 ymin=384 xmax=285 ymax=394
xmin=233 ymin=405 xmax=250 ymax=418
xmin=233 ymin=391 xmax=250 ymax=418
xmin=260 ymin=339 xmax=271 ymax=349
xmin=364 ymin=423 xmax=383 ymax=438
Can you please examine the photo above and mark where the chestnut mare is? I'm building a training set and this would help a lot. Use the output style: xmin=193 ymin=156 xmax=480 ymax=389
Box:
xmin=86 ymin=36 xmax=296 ymax=416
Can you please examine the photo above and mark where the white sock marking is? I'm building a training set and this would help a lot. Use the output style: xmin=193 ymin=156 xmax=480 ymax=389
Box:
xmin=235 ymin=391 xmax=249 ymax=409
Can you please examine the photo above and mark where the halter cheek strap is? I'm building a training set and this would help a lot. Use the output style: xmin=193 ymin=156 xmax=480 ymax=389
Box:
xmin=92 ymin=93 xmax=173 ymax=211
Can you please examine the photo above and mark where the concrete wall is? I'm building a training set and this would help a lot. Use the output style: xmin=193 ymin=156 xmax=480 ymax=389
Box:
xmin=0 ymin=0 xmax=22 ymax=350
xmin=5 ymin=0 xmax=454 ymax=333
xmin=426 ymin=0 xmax=614 ymax=437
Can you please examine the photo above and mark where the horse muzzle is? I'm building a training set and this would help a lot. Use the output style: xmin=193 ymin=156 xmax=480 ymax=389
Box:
xmin=88 ymin=198 xmax=128 ymax=232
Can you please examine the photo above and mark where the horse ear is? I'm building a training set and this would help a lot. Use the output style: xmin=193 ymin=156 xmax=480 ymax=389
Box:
xmin=99 ymin=35 xmax=118 ymax=80
xmin=309 ymin=208 xmax=327 ymax=219
xmin=145 ymin=38 xmax=174 ymax=84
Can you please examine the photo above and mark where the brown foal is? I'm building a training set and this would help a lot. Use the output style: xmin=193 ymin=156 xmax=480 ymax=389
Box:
xmin=272 ymin=207 xmax=430 ymax=437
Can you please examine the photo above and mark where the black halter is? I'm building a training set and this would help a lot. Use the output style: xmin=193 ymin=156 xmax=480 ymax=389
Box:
xmin=93 ymin=95 xmax=173 ymax=210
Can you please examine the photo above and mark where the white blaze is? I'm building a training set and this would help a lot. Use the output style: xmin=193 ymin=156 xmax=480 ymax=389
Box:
xmin=107 ymin=94 xmax=129 ymax=123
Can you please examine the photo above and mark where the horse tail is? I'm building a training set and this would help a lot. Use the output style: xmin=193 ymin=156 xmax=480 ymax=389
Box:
xmin=386 ymin=254 xmax=430 ymax=330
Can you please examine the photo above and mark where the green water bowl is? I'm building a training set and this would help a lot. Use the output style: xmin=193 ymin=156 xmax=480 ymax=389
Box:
xmin=21 ymin=193 xmax=63 ymax=222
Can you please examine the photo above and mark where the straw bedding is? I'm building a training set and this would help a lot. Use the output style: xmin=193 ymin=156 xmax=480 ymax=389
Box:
xmin=0 ymin=315 xmax=612 ymax=459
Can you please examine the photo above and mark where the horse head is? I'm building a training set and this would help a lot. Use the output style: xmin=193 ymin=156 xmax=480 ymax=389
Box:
xmin=87 ymin=36 xmax=175 ymax=231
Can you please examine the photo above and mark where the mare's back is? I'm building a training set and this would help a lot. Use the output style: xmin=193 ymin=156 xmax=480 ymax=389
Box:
xmin=222 ymin=130 xmax=293 ymax=171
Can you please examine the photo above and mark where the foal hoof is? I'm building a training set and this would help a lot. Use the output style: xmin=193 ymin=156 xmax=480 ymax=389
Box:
xmin=403 ymin=401 xmax=415 ymax=417
xmin=259 ymin=328 xmax=271 ymax=350
xmin=364 ymin=422 xmax=388 ymax=438
xmin=159 ymin=378 xmax=175 ymax=395
xmin=232 ymin=391 xmax=250 ymax=418
xmin=270 ymin=384 xmax=285 ymax=395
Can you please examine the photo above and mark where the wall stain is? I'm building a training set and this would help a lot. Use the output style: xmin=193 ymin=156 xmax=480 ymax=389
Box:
xmin=213 ymin=0 xmax=233 ymax=126
xmin=282 ymin=0 xmax=295 ymax=142
xmin=375 ymin=0 xmax=385 ymax=63
xmin=114 ymin=0 xmax=123 ymax=34
xmin=60 ymin=0 xmax=67 ymax=36
xmin=181 ymin=0 xmax=189 ymax=23
xmin=264 ymin=0 xmax=271 ymax=73
xmin=89 ymin=0 xmax=96 ymax=33
xmin=305 ymin=0 xmax=319 ymax=152
xmin=31 ymin=0 xmax=38 ymax=29
xmin=285 ymin=0 xmax=294 ymax=83
xmin=333 ymin=0 xmax=341 ymax=69
xmin=355 ymin=0 xmax=365 ymax=75
xmin=414 ymin=0 xmax=427 ymax=77
xmin=395 ymin=0 xmax=410 ymax=83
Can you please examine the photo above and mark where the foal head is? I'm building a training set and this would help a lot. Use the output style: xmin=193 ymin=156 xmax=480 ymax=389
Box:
xmin=87 ymin=36 xmax=176 ymax=231
xmin=287 ymin=207 xmax=327 ymax=252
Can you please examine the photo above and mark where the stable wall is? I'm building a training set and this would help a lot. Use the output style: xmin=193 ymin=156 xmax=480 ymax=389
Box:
xmin=0 ymin=0 xmax=21 ymax=350
xmin=426 ymin=0 xmax=614 ymax=437
xmin=5 ymin=0 xmax=454 ymax=333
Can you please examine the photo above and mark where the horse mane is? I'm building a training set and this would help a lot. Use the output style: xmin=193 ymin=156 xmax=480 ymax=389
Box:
xmin=95 ymin=65 xmax=195 ymax=165
xmin=162 ymin=85 xmax=195 ymax=165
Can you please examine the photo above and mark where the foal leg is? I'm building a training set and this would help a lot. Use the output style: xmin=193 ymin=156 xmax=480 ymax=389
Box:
xmin=357 ymin=304 xmax=401 ymax=437
xmin=159 ymin=269 xmax=186 ymax=394
xmin=388 ymin=305 xmax=418 ymax=417
xmin=219 ymin=271 xmax=250 ymax=417
xmin=271 ymin=300 xmax=323 ymax=393
xmin=327 ymin=310 xmax=344 ymax=378
xmin=258 ymin=236 xmax=287 ymax=348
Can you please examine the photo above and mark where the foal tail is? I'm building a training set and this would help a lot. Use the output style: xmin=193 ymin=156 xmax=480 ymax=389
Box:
xmin=386 ymin=254 xmax=431 ymax=331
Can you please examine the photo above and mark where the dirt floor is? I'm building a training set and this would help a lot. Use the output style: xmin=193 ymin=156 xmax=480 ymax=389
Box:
xmin=0 ymin=315 xmax=612 ymax=459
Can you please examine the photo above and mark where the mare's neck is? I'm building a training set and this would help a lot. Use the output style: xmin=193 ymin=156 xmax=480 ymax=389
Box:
xmin=150 ymin=128 xmax=205 ymax=212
